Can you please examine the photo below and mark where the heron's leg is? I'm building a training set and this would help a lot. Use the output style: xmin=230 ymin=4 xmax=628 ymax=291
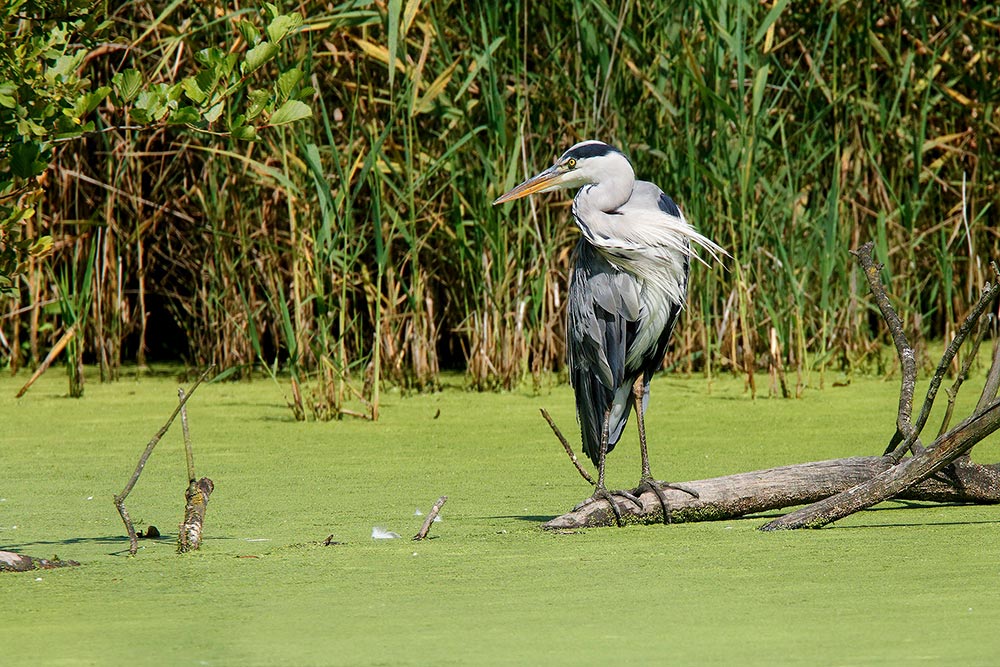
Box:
xmin=591 ymin=408 xmax=625 ymax=526
xmin=631 ymin=377 xmax=698 ymax=524
xmin=634 ymin=377 xmax=654 ymax=480
xmin=573 ymin=408 xmax=642 ymax=525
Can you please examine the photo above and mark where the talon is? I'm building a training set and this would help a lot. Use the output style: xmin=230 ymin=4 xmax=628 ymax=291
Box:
xmin=635 ymin=478 xmax=672 ymax=524
xmin=613 ymin=489 xmax=643 ymax=508
xmin=661 ymin=481 xmax=699 ymax=499
xmin=590 ymin=487 xmax=627 ymax=527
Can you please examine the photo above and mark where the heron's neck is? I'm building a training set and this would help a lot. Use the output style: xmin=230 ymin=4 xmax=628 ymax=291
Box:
xmin=575 ymin=173 xmax=633 ymax=214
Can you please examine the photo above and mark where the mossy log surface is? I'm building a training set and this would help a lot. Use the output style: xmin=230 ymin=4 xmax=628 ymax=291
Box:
xmin=543 ymin=456 xmax=1000 ymax=530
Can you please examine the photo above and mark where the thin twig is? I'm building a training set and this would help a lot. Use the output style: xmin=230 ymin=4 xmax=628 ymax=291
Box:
xmin=938 ymin=317 xmax=989 ymax=437
xmin=113 ymin=367 xmax=214 ymax=556
xmin=540 ymin=408 xmax=595 ymax=486
xmin=976 ymin=339 xmax=1000 ymax=414
xmin=179 ymin=388 xmax=195 ymax=484
xmin=413 ymin=496 xmax=447 ymax=541
xmin=910 ymin=280 xmax=1000 ymax=445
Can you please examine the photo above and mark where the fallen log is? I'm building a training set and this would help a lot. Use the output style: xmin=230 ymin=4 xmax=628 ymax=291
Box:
xmin=542 ymin=456 xmax=1000 ymax=530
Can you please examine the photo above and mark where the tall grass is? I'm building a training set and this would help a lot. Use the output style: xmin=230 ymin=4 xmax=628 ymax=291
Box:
xmin=2 ymin=1 xmax=998 ymax=405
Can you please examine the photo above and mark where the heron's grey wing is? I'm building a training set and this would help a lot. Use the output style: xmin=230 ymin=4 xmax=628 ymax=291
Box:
xmin=568 ymin=240 xmax=642 ymax=466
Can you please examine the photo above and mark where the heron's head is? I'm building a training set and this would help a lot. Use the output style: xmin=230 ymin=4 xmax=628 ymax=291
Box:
xmin=492 ymin=140 xmax=634 ymax=205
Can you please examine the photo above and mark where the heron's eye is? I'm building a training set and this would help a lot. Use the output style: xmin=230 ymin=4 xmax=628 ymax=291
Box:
xmin=566 ymin=158 xmax=577 ymax=169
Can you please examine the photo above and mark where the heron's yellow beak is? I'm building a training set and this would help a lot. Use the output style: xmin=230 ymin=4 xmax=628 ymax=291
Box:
xmin=492 ymin=166 xmax=561 ymax=205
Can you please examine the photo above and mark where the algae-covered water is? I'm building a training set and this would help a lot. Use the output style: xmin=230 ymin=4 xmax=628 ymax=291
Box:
xmin=2 ymin=369 xmax=999 ymax=665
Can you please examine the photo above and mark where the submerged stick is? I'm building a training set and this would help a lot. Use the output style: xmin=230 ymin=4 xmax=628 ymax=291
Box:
xmin=113 ymin=367 xmax=213 ymax=556
xmin=413 ymin=495 xmax=447 ymax=541
xmin=178 ymin=477 xmax=215 ymax=553
xmin=540 ymin=408 xmax=595 ymax=486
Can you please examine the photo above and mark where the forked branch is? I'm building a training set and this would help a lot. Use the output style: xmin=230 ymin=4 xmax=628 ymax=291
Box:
xmin=113 ymin=368 xmax=213 ymax=555
xmin=760 ymin=248 xmax=1000 ymax=530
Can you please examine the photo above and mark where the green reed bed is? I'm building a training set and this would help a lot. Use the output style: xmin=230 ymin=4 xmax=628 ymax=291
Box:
xmin=3 ymin=2 xmax=998 ymax=408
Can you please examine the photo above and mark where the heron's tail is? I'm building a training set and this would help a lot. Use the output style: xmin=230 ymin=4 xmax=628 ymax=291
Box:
xmin=574 ymin=370 xmax=633 ymax=466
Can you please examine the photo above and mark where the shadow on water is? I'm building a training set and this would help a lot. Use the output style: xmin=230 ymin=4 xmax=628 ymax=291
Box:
xmin=747 ymin=500 xmax=1000 ymax=529
xmin=486 ymin=515 xmax=559 ymax=523
xmin=3 ymin=535 xmax=127 ymax=550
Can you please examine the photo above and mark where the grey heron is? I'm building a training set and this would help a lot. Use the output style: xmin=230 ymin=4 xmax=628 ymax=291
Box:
xmin=493 ymin=140 xmax=724 ymax=524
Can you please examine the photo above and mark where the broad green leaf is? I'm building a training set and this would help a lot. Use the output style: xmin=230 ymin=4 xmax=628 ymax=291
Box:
xmin=268 ymin=99 xmax=311 ymax=126
xmin=134 ymin=88 xmax=169 ymax=122
xmin=45 ymin=53 xmax=83 ymax=83
xmin=16 ymin=117 xmax=48 ymax=138
xmin=204 ymin=101 xmax=224 ymax=124
xmin=28 ymin=235 xmax=52 ymax=257
xmin=168 ymin=105 xmax=201 ymax=125
xmin=231 ymin=125 xmax=258 ymax=141
xmin=112 ymin=69 xmax=142 ymax=103
xmin=10 ymin=142 xmax=46 ymax=178
xmin=182 ymin=76 xmax=207 ymax=104
xmin=0 ymin=82 xmax=15 ymax=108
xmin=67 ymin=88 xmax=110 ymax=120
xmin=245 ymin=89 xmax=270 ymax=121
xmin=276 ymin=68 xmax=303 ymax=101
xmin=266 ymin=13 xmax=302 ymax=43
xmin=238 ymin=19 xmax=260 ymax=45
xmin=243 ymin=41 xmax=278 ymax=74
xmin=218 ymin=53 xmax=238 ymax=79
xmin=196 ymin=47 xmax=226 ymax=68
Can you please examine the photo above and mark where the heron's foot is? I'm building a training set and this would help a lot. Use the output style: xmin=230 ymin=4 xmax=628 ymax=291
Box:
xmin=573 ymin=486 xmax=642 ymax=526
xmin=634 ymin=478 xmax=700 ymax=524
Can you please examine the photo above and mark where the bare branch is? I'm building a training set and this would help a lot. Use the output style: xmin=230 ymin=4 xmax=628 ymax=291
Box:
xmin=15 ymin=322 xmax=78 ymax=399
xmin=938 ymin=317 xmax=988 ymax=437
xmin=179 ymin=388 xmax=195 ymax=484
xmin=851 ymin=243 xmax=920 ymax=458
xmin=977 ymin=336 xmax=1000 ymax=415
xmin=540 ymin=408 xmax=595 ymax=486
xmin=911 ymin=280 xmax=1000 ymax=442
